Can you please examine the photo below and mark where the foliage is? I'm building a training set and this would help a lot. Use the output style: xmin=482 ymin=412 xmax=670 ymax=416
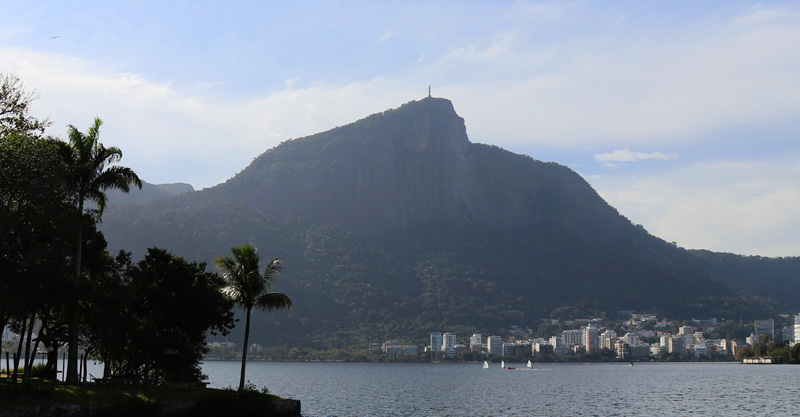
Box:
xmin=751 ymin=333 xmax=772 ymax=357
xmin=106 ymin=215 xmax=792 ymax=354
xmin=0 ymin=73 xmax=51 ymax=138
xmin=1 ymin=382 xmax=284 ymax=417
xmin=84 ymin=248 xmax=235 ymax=384
xmin=0 ymin=75 xmax=237 ymax=387
xmin=734 ymin=347 xmax=754 ymax=361
xmin=62 ymin=117 xmax=142 ymax=216
xmin=0 ymin=133 xmax=74 ymax=307
xmin=61 ymin=116 xmax=142 ymax=384
xmin=0 ymin=131 xmax=78 ymax=380
xmin=189 ymin=388 xmax=279 ymax=417
xmin=214 ymin=243 xmax=291 ymax=391
xmin=735 ymin=340 xmax=800 ymax=364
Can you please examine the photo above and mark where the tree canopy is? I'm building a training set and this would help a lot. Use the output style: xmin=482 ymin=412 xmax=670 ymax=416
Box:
xmin=84 ymin=248 xmax=234 ymax=383
xmin=1 ymin=74 xmax=233 ymax=386
xmin=0 ymin=73 xmax=51 ymax=138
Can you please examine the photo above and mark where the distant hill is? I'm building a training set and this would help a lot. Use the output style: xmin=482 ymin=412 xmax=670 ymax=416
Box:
xmin=106 ymin=181 xmax=194 ymax=206
xmin=100 ymin=97 xmax=800 ymax=349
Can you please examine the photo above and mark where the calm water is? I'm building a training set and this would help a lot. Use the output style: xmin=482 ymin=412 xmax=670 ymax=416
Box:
xmin=200 ymin=361 xmax=800 ymax=417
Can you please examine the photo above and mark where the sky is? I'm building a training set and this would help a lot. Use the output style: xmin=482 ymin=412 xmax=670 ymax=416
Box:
xmin=2 ymin=1 xmax=799 ymax=257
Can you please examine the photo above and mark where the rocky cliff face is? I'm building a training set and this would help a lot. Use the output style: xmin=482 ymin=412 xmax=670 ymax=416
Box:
xmin=299 ymin=97 xmax=475 ymax=232
xmin=218 ymin=97 xmax=628 ymax=238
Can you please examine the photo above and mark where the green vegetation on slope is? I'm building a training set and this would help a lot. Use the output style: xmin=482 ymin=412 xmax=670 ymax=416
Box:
xmin=98 ymin=98 xmax=798 ymax=353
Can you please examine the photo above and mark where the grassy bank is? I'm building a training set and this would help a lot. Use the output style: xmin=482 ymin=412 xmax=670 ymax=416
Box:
xmin=0 ymin=379 xmax=298 ymax=417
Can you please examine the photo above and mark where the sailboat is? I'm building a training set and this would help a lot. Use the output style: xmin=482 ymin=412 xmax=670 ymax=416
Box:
xmin=527 ymin=360 xmax=532 ymax=369
xmin=501 ymin=360 xmax=505 ymax=369
xmin=483 ymin=360 xmax=489 ymax=369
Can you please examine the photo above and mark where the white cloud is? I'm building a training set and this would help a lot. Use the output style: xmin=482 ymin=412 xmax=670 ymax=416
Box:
xmin=590 ymin=157 xmax=800 ymax=257
xmin=438 ymin=32 xmax=519 ymax=68
xmin=1 ymin=48 xmax=421 ymax=188
xmin=285 ymin=76 xmax=300 ymax=89
xmin=594 ymin=148 xmax=678 ymax=168
xmin=378 ymin=31 xmax=392 ymax=44
xmin=440 ymin=5 xmax=800 ymax=150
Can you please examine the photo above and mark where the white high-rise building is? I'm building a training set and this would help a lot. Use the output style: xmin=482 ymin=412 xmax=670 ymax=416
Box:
xmin=430 ymin=332 xmax=442 ymax=352
xmin=666 ymin=336 xmax=685 ymax=355
xmin=488 ymin=336 xmax=503 ymax=356
xmin=600 ymin=330 xmax=617 ymax=350
xmin=794 ymin=315 xmax=800 ymax=344
xmin=622 ymin=333 xmax=640 ymax=345
xmin=693 ymin=331 xmax=705 ymax=345
xmin=470 ymin=334 xmax=482 ymax=351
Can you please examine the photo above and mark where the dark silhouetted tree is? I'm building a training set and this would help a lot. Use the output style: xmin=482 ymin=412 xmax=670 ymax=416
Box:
xmin=214 ymin=244 xmax=292 ymax=391
xmin=61 ymin=117 xmax=141 ymax=384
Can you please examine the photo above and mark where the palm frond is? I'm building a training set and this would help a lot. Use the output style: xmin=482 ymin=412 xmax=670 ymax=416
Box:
xmin=63 ymin=117 xmax=140 ymax=217
xmin=255 ymin=292 xmax=292 ymax=312
xmin=262 ymin=258 xmax=282 ymax=289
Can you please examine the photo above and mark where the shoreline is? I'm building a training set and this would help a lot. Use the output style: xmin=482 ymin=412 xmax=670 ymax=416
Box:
xmin=0 ymin=383 xmax=300 ymax=417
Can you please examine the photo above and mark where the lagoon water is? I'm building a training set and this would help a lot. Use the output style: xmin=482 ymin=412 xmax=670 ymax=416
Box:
xmin=200 ymin=361 xmax=800 ymax=417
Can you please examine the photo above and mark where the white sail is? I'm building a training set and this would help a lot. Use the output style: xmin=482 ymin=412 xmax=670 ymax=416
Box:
xmin=501 ymin=360 xmax=505 ymax=369
xmin=483 ymin=361 xmax=489 ymax=369
xmin=527 ymin=360 xmax=532 ymax=368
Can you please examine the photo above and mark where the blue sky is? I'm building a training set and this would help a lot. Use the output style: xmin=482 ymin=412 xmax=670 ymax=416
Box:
xmin=2 ymin=1 xmax=799 ymax=257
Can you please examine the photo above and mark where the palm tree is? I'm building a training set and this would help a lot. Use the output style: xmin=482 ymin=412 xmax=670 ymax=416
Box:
xmin=62 ymin=117 xmax=141 ymax=384
xmin=214 ymin=244 xmax=292 ymax=391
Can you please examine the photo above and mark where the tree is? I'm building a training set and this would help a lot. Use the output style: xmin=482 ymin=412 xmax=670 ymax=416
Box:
xmin=61 ymin=117 xmax=141 ymax=384
xmin=0 ymin=132 xmax=75 ymax=379
xmin=214 ymin=244 xmax=292 ymax=391
xmin=734 ymin=347 xmax=754 ymax=361
xmin=0 ymin=73 xmax=51 ymax=138
xmin=84 ymin=248 xmax=234 ymax=384
xmin=790 ymin=343 xmax=800 ymax=364
xmin=766 ymin=341 xmax=790 ymax=364
xmin=752 ymin=333 xmax=772 ymax=357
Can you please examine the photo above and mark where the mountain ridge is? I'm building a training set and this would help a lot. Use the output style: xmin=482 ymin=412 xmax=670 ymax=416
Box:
xmin=209 ymin=97 xmax=630 ymax=240
xmin=99 ymin=97 xmax=799 ymax=348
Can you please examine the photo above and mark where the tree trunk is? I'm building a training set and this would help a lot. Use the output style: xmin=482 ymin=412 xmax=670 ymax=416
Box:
xmin=0 ymin=316 xmax=6 ymax=373
xmin=66 ymin=200 xmax=83 ymax=384
xmin=239 ymin=307 xmax=252 ymax=391
xmin=12 ymin=314 xmax=28 ymax=380
xmin=45 ymin=345 xmax=59 ymax=380
xmin=23 ymin=312 xmax=41 ymax=380
xmin=27 ymin=321 xmax=46 ymax=372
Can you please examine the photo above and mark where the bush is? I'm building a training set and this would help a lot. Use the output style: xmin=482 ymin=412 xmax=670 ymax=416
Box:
xmin=188 ymin=384 xmax=276 ymax=417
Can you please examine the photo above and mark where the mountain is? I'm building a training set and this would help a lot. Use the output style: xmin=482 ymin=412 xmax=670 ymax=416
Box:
xmin=106 ymin=181 xmax=194 ymax=206
xmin=100 ymin=97 xmax=799 ymax=349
